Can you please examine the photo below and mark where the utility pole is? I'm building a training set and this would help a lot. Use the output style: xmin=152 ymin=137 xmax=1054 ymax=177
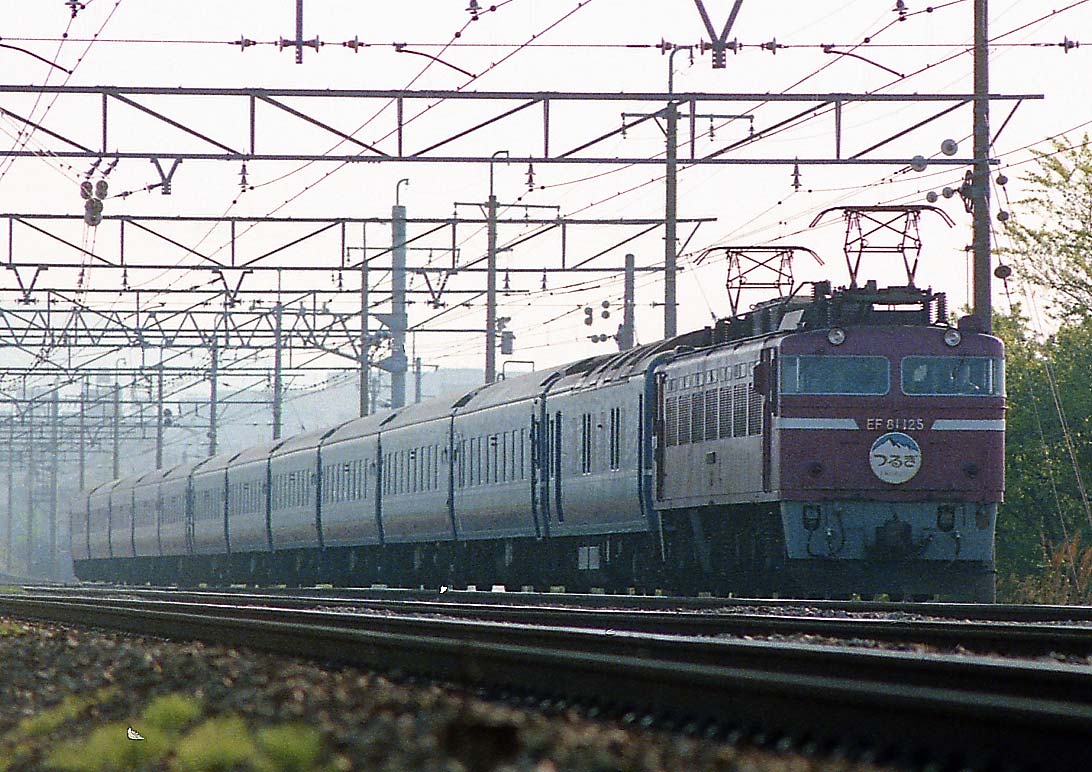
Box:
xmin=78 ymin=379 xmax=86 ymax=490
xmin=389 ymin=179 xmax=409 ymax=408
xmin=155 ymin=361 xmax=164 ymax=469
xmin=273 ymin=302 xmax=283 ymax=440
xmin=359 ymin=227 xmax=370 ymax=417
xmin=972 ymin=0 xmax=992 ymax=333
xmin=209 ymin=338 xmax=219 ymax=456
xmin=112 ymin=382 xmax=120 ymax=480
xmin=486 ymin=192 xmax=498 ymax=383
xmin=25 ymin=394 xmax=35 ymax=574
xmin=414 ymin=357 xmax=422 ymax=404
xmin=5 ymin=412 xmax=12 ymax=571
xmin=664 ymin=100 xmax=678 ymax=339
xmin=49 ymin=389 xmax=58 ymax=579
xmin=619 ymin=252 xmax=636 ymax=350
xmin=486 ymin=151 xmax=508 ymax=383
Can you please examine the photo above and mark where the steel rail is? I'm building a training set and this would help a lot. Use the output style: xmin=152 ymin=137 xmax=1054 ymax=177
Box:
xmin=2 ymin=592 xmax=1092 ymax=769
xmin=34 ymin=587 xmax=1092 ymax=656
xmin=32 ymin=583 xmax=1092 ymax=635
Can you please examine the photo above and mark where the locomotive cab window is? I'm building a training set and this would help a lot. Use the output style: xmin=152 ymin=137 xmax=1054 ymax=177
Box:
xmin=901 ymin=356 xmax=1004 ymax=396
xmin=780 ymin=355 xmax=889 ymax=395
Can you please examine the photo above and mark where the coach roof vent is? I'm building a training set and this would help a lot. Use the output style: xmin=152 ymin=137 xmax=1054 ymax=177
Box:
xmin=563 ymin=356 xmax=608 ymax=377
xmin=452 ymin=386 xmax=487 ymax=408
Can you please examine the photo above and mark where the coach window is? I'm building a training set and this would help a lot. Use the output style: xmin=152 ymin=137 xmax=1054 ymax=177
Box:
xmin=780 ymin=355 xmax=889 ymax=395
xmin=901 ymin=356 xmax=1004 ymax=396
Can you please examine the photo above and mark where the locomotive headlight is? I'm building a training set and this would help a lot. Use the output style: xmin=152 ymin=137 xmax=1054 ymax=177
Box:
xmin=826 ymin=327 xmax=846 ymax=346
xmin=943 ymin=329 xmax=962 ymax=347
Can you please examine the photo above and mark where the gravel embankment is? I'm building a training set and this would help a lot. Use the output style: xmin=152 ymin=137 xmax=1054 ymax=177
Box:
xmin=0 ymin=614 xmax=899 ymax=772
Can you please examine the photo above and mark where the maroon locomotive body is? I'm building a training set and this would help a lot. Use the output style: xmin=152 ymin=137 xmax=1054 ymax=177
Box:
xmin=655 ymin=282 xmax=1002 ymax=600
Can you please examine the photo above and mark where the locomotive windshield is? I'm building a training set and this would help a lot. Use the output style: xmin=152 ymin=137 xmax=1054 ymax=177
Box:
xmin=901 ymin=356 xmax=1005 ymax=396
xmin=779 ymin=355 xmax=889 ymax=395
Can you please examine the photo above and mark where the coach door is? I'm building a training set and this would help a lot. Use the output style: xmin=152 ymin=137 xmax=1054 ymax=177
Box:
xmin=530 ymin=409 xmax=543 ymax=538
xmin=446 ymin=419 xmax=459 ymax=540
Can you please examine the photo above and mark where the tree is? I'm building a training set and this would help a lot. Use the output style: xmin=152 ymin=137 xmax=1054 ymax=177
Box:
xmin=994 ymin=307 xmax=1092 ymax=601
xmin=1004 ymin=135 xmax=1092 ymax=317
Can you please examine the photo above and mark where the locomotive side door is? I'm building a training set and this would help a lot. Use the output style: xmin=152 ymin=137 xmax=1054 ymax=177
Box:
xmin=759 ymin=347 xmax=777 ymax=493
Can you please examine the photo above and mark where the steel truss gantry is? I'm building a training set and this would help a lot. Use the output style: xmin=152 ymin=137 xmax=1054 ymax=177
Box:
xmin=0 ymin=86 xmax=1035 ymax=167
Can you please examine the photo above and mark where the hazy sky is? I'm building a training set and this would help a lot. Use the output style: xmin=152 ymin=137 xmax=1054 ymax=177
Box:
xmin=1 ymin=0 xmax=1088 ymax=382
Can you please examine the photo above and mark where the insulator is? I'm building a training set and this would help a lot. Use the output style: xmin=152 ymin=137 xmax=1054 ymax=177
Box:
xmin=95 ymin=179 xmax=108 ymax=198
xmin=80 ymin=180 xmax=93 ymax=200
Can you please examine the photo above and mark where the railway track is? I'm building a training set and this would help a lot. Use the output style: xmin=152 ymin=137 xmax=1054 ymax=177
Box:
xmin=23 ymin=584 xmax=1092 ymax=656
xmin=3 ymin=589 xmax=1092 ymax=768
xmin=27 ymin=582 xmax=1092 ymax=622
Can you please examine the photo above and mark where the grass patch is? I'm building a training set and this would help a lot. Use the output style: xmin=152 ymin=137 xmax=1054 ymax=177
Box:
xmin=171 ymin=715 xmax=261 ymax=772
xmin=7 ymin=690 xmax=330 ymax=772
xmin=254 ymin=724 xmax=325 ymax=772
xmin=45 ymin=721 xmax=172 ymax=772
xmin=0 ymin=620 xmax=30 ymax=637
xmin=142 ymin=693 xmax=204 ymax=736
xmin=6 ymin=687 xmax=118 ymax=743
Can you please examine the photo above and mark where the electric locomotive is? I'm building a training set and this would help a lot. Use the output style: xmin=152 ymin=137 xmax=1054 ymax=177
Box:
xmin=655 ymin=280 xmax=1001 ymax=601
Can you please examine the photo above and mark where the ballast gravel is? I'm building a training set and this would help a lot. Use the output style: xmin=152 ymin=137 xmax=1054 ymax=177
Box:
xmin=0 ymin=613 xmax=900 ymax=772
